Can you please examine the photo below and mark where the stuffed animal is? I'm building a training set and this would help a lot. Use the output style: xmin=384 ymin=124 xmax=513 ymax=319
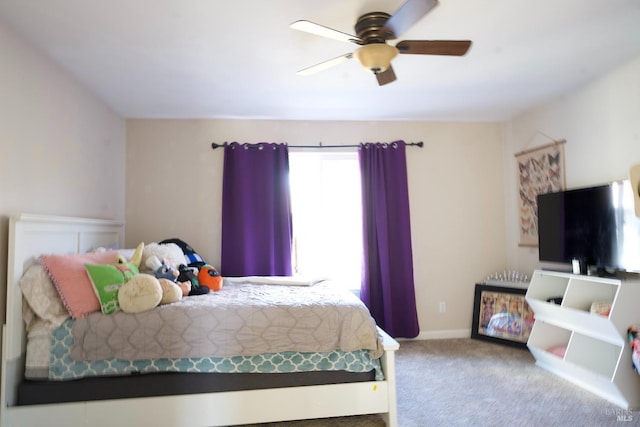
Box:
xmin=178 ymin=264 xmax=199 ymax=286
xmin=151 ymin=238 xmax=212 ymax=296
xmin=198 ymin=264 xmax=223 ymax=292
xmin=144 ymin=255 xmax=197 ymax=297
xmin=145 ymin=255 xmax=179 ymax=281
xmin=116 ymin=242 xmax=145 ymax=268
xmin=118 ymin=274 xmax=163 ymax=313
xmin=160 ymin=238 xmax=207 ymax=268
xmin=118 ymin=273 xmax=183 ymax=314
xmin=132 ymin=241 xmax=212 ymax=298
xmin=141 ymin=242 xmax=187 ymax=271
xmin=129 ymin=242 xmax=144 ymax=268
xmin=158 ymin=278 xmax=182 ymax=305
xmin=177 ymin=264 xmax=210 ymax=296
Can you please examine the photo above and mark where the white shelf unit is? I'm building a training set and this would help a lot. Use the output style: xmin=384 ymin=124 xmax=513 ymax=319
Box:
xmin=526 ymin=269 xmax=640 ymax=409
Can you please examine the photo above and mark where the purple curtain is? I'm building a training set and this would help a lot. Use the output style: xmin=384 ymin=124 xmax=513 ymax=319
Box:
xmin=221 ymin=142 xmax=293 ymax=277
xmin=359 ymin=141 xmax=419 ymax=338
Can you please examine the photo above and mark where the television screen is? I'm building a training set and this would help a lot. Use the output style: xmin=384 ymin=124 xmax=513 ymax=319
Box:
xmin=537 ymin=180 xmax=640 ymax=273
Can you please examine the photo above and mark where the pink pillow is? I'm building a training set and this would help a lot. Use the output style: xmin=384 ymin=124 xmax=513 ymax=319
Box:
xmin=40 ymin=251 xmax=118 ymax=319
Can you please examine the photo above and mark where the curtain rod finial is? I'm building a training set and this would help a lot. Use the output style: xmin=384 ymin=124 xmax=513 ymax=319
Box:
xmin=211 ymin=142 xmax=222 ymax=150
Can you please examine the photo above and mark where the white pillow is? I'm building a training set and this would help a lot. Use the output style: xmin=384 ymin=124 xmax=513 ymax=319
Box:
xmin=19 ymin=264 xmax=69 ymax=327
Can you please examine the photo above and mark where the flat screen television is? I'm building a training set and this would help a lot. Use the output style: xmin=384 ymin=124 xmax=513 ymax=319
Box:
xmin=537 ymin=180 xmax=640 ymax=274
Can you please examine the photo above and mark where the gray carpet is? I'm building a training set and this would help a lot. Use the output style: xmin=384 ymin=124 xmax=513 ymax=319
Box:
xmin=246 ymin=338 xmax=640 ymax=426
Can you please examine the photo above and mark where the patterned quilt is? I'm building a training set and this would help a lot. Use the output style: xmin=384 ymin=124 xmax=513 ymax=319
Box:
xmin=70 ymin=280 xmax=383 ymax=362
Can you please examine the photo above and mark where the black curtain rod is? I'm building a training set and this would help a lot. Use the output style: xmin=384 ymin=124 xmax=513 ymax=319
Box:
xmin=211 ymin=142 xmax=423 ymax=150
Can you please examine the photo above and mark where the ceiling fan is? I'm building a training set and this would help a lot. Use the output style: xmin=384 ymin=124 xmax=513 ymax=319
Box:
xmin=290 ymin=0 xmax=472 ymax=86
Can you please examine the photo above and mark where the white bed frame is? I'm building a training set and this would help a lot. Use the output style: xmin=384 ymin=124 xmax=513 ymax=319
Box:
xmin=1 ymin=213 xmax=399 ymax=427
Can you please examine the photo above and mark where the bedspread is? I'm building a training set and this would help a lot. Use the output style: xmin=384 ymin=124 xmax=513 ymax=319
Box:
xmin=70 ymin=280 xmax=383 ymax=361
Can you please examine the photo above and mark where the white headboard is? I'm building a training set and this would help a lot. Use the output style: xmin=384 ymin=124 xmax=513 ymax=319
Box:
xmin=2 ymin=214 xmax=123 ymax=406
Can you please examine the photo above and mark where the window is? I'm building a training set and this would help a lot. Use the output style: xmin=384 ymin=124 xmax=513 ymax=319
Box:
xmin=289 ymin=151 xmax=362 ymax=290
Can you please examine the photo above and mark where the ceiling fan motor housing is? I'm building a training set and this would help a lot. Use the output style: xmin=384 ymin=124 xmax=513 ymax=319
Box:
xmin=353 ymin=12 xmax=398 ymax=74
xmin=355 ymin=12 xmax=394 ymax=43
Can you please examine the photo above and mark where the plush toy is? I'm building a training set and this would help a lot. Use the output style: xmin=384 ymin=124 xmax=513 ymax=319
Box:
xmin=118 ymin=273 xmax=184 ymax=313
xmin=158 ymin=278 xmax=182 ymax=305
xmin=178 ymin=264 xmax=199 ymax=286
xmin=176 ymin=281 xmax=192 ymax=296
xmin=152 ymin=238 xmax=212 ymax=296
xmin=189 ymin=282 xmax=210 ymax=295
xmin=132 ymin=241 xmax=214 ymax=298
xmin=198 ymin=264 xmax=223 ymax=292
xmin=144 ymin=254 xmax=198 ymax=297
xmin=116 ymin=242 xmax=145 ymax=268
xmin=145 ymin=255 xmax=179 ymax=281
xmin=130 ymin=242 xmax=144 ymax=268
xmin=141 ymin=242 xmax=187 ymax=271
xmin=177 ymin=264 xmax=210 ymax=296
xmin=160 ymin=238 xmax=207 ymax=268
xmin=85 ymin=261 xmax=140 ymax=315
xmin=118 ymin=274 xmax=163 ymax=313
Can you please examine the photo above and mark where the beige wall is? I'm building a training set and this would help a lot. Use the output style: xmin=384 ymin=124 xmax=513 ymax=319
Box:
xmin=126 ymin=119 xmax=507 ymax=337
xmin=503 ymin=56 xmax=640 ymax=275
xmin=0 ymin=23 xmax=126 ymax=323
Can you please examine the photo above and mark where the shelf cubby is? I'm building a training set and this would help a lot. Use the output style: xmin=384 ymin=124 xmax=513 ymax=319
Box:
xmin=527 ymin=320 xmax=570 ymax=357
xmin=563 ymin=276 xmax=618 ymax=312
xmin=564 ymin=332 xmax=621 ymax=378
xmin=525 ymin=271 xmax=569 ymax=302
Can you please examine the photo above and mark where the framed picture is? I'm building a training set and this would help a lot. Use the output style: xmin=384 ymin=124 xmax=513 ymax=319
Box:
xmin=515 ymin=141 xmax=565 ymax=247
xmin=471 ymin=284 xmax=534 ymax=349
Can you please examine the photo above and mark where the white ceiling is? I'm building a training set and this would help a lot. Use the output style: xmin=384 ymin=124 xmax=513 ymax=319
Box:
xmin=2 ymin=0 xmax=640 ymax=122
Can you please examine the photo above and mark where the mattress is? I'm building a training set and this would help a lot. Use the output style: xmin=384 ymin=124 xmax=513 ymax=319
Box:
xmin=44 ymin=318 xmax=382 ymax=380
xmin=25 ymin=279 xmax=383 ymax=382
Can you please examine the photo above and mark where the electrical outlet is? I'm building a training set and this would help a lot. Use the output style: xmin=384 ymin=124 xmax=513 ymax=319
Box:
xmin=438 ymin=301 xmax=446 ymax=313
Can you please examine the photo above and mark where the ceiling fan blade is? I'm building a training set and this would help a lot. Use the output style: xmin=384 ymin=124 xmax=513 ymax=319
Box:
xmin=396 ymin=40 xmax=472 ymax=56
xmin=297 ymin=53 xmax=354 ymax=76
xmin=290 ymin=20 xmax=362 ymax=44
xmin=376 ymin=66 xmax=397 ymax=86
xmin=383 ymin=0 xmax=439 ymax=39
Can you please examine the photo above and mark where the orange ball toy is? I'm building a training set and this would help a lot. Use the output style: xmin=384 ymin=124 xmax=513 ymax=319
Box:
xmin=198 ymin=265 xmax=223 ymax=291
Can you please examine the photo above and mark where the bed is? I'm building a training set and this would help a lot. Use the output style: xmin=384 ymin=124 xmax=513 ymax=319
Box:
xmin=1 ymin=213 xmax=399 ymax=427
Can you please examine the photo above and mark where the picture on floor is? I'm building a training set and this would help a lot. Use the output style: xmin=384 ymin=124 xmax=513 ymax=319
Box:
xmin=472 ymin=284 xmax=534 ymax=348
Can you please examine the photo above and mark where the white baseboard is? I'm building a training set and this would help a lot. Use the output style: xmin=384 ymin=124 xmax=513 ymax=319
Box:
xmin=399 ymin=329 xmax=471 ymax=340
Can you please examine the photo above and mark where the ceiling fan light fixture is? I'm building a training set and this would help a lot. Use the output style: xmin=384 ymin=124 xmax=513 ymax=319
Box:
xmin=354 ymin=43 xmax=398 ymax=74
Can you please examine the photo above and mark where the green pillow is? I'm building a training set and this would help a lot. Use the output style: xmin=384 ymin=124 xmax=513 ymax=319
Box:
xmin=85 ymin=262 xmax=139 ymax=315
